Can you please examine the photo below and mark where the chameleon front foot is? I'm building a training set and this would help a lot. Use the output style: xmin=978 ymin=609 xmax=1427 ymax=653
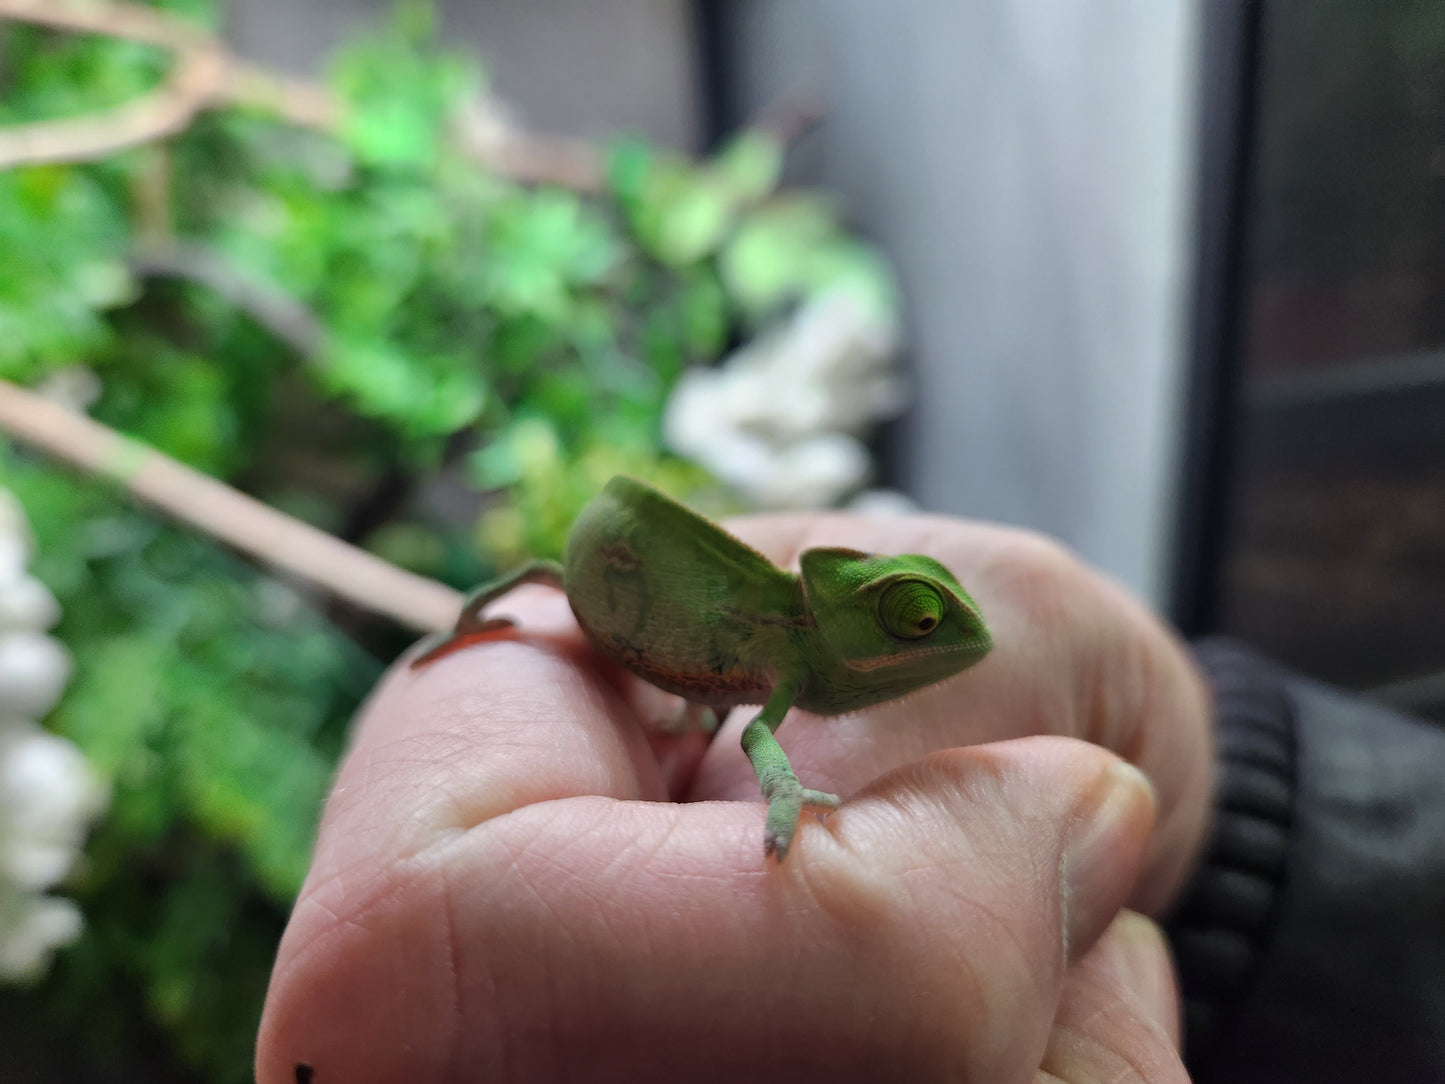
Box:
xmin=762 ymin=780 xmax=841 ymax=861
xmin=742 ymin=714 xmax=839 ymax=862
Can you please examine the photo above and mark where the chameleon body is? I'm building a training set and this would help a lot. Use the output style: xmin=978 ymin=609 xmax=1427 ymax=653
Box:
xmin=414 ymin=475 xmax=993 ymax=860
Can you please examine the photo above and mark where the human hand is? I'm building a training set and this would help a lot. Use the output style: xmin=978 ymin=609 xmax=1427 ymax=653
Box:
xmin=694 ymin=513 xmax=1214 ymax=915
xmin=257 ymin=515 xmax=1210 ymax=1082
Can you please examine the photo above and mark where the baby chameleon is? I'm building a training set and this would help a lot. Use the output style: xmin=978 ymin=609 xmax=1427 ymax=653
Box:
xmin=413 ymin=475 xmax=993 ymax=860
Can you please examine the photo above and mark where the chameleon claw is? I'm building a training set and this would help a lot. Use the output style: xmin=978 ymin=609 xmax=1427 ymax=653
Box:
xmin=802 ymin=788 xmax=841 ymax=811
xmin=413 ymin=560 xmax=565 ymax=670
xmin=763 ymin=782 xmax=842 ymax=862
xmin=410 ymin=617 xmax=517 ymax=668
xmin=764 ymin=826 xmax=788 ymax=861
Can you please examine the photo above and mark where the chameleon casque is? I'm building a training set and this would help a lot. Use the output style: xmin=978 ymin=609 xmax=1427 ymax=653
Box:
xmin=413 ymin=475 xmax=993 ymax=860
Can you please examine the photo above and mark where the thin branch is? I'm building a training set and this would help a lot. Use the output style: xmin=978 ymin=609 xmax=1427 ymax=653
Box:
xmin=0 ymin=0 xmax=210 ymax=50
xmin=129 ymin=242 xmax=326 ymax=360
xmin=0 ymin=0 xmax=819 ymax=188
xmin=452 ymin=100 xmax=603 ymax=191
xmin=0 ymin=380 xmax=461 ymax=633
xmin=132 ymin=145 xmax=175 ymax=242
xmin=752 ymin=94 xmax=827 ymax=148
xmin=0 ymin=0 xmax=229 ymax=167
xmin=220 ymin=59 xmax=340 ymax=131
xmin=0 ymin=0 xmax=603 ymax=187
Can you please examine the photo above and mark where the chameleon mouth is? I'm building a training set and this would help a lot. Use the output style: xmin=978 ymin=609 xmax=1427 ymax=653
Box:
xmin=842 ymin=635 xmax=992 ymax=672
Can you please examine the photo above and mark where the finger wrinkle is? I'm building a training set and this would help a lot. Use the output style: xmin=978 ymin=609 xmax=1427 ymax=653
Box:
xmin=458 ymin=800 xmax=638 ymax=922
xmin=439 ymin=857 xmax=489 ymax=1080
xmin=793 ymin=824 xmax=1061 ymax=1073
xmin=617 ymin=807 xmax=688 ymax=875
xmin=787 ymin=822 xmax=890 ymax=930
xmin=1043 ymin=951 xmax=1186 ymax=1084
xmin=269 ymin=892 xmax=374 ymax=991
xmin=263 ymin=859 xmax=451 ymax=1054
xmin=1039 ymin=1021 xmax=1174 ymax=1084
xmin=943 ymin=892 xmax=1062 ymax=1071
xmin=294 ymin=842 xmax=453 ymax=951
xmin=497 ymin=802 xmax=733 ymax=924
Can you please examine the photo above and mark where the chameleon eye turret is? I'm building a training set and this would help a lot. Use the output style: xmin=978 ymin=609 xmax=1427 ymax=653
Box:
xmin=415 ymin=475 xmax=992 ymax=861
xmin=878 ymin=579 xmax=944 ymax=640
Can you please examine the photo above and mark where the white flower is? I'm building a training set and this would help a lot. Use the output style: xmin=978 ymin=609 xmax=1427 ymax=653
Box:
xmin=0 ymin=632 xmax=72 ymax=720
xmin=0 ymin=719 xmax=108 ymax=890
xmin=0 ymin=575 xmax=62 ymax=632
xmin=664 ymin=290 xmax=905 ymax=510
xmin=848 ymin=489 xmax=920 ymax=518
xmin=35 ymin=366 xmax=103 ymax=414
xmin=253 ymin=578 xmax=306 ymax=628
xmin=0 ymin=495 xmax=32 ymax=588
xmin=0 ymin=890 xmax=83 ymax=983
xmin=0 ymin=486 xmax=107 ymax=984
xmin=747 ymin=435 xmax=872 ymax=509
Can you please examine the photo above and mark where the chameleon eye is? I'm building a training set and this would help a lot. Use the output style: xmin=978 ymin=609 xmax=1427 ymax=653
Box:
xmin=879 ymin=580 xmax=944 ymax=640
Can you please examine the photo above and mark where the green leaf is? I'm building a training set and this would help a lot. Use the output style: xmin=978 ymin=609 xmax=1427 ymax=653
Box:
xmin=49 ymin=636 xmax=168 ymax=778
xmin=719 ymin=194 xmax=836 ymax=317
xmin=638 ymin=169 xmax=734 ymax=266
xmin=606 ymin=137 xmax=653 ymax=208
xmin=801 ymin=240 xmax=900 ymax=321
xmin=328 ymin=1 xmax=483 ymax=171
xmin=710 ymin=130 xmax=785 ymax=204
xmin=168 ymin=681 xmax=332 ymax=901
xmin=320 ymin=339 xmax=485 ymax=436
xmin=678 ymin=269 xmax=729 ymax=357
xmin=481 ymin=190 xmax=620 ymax=317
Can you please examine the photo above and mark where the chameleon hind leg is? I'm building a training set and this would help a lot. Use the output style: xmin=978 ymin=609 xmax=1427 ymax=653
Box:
xmin=410 ymin=559 xmax=565 ymax=668
xmin=740 ymin=681 xmax=840 ymax=861
xmin=651 ymin=700 xmax=720 ymax=735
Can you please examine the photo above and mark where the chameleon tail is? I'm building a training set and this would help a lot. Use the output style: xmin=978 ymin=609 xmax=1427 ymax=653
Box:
xmin=411 ymin=559 xmax=566 ymax=669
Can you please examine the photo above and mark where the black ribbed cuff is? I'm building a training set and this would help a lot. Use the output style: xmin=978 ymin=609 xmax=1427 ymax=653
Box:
xmin=1167 ymin=639 xmax=1297 ymax=1077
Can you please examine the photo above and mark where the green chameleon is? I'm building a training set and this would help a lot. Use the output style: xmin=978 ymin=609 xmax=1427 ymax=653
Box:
xmin=414 ymin=475 xmax=993 ymax=860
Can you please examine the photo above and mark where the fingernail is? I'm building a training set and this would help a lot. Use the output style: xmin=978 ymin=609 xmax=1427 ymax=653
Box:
xmin=1063 ymin=761 xmax=1157 ymax=949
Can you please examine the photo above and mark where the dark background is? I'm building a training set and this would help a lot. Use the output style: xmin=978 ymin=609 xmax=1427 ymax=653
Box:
xmin=1177 ymin=0 xmax=1445 ymax=720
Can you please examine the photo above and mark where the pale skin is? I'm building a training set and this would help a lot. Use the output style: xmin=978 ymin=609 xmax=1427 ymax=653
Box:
xmin=257 ymin=511 xmax=1213 ymax=1082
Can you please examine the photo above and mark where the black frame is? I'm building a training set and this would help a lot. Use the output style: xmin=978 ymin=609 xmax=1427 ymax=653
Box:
xmin=1168 ymin=0 xmax=1267 ymax=637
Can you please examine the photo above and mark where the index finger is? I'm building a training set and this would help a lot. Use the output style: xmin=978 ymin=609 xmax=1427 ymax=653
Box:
xmin=308 ymin=584 xmax=666 ymax=892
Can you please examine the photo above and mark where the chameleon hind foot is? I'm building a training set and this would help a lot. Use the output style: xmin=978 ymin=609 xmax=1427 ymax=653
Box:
xmin=411 ymin=559 xmax=564 ymax=669
xmin=652 ymin=701 xmax=720 ymax=735
xmin=411 ymin=616 xmax=516 ymax=667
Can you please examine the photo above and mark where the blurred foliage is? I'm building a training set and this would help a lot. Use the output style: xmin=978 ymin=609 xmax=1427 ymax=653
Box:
xmin=0 ymin=447 xmax=379 ymax=1081
xmin=0 ymin=0 xmax=895 ymax=1079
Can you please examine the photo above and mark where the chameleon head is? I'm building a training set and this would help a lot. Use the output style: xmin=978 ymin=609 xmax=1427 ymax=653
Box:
xmin=799 ymin=548 xmax=993 ymax=686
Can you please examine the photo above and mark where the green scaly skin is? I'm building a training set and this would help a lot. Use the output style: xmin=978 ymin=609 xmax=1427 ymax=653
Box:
xmin=414 ymin=476 xmax=993 ymax=861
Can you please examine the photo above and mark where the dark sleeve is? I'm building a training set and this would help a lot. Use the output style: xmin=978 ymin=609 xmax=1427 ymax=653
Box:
xmin=1166 ymin=639 xmax=1445 ymax=1082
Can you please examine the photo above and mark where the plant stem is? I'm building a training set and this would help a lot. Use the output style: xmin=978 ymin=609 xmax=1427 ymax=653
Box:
xmin=0 ymin=0 xmax=602 ymax=187
xmin=0 ymin=0 xmax=227 ymax=168
xmin=0 ymin=380 xmax=461 ymax=633
xmin=0 ymin=0 xmax=818 ymax=185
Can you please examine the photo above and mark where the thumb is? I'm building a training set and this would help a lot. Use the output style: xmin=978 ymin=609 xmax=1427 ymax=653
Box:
xmin=1037 ymin=911 xmax=1188 ymax=1083
xmin=823 ymin=735 xmax=1157 ymax=958
xmin=768 ymin=735 xmax=1159 ymax=1080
